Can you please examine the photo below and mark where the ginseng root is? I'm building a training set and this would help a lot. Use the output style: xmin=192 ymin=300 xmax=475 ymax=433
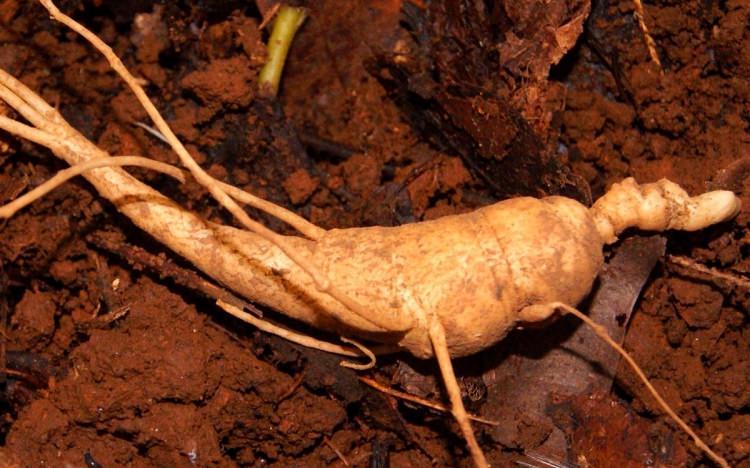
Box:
xmin=0 ymin=2 xmax=741 ymax=467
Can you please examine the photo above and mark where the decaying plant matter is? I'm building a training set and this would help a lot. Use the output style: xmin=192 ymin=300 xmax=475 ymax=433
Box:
xmin=0 ymin=2 xmax=741 ymax=467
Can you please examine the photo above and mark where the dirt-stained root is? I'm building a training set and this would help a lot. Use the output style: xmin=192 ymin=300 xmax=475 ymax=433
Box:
xmin=0 ymin=2 xmax=742 ymax=467
xmin=0 ymin=73 xmax=738 ymax=466
xmin=0 ymin=68 xmax=740 ymax=465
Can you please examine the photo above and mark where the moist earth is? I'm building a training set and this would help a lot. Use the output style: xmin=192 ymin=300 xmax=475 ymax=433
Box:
xmin=0 ymin=0 xmax=748 ymax=466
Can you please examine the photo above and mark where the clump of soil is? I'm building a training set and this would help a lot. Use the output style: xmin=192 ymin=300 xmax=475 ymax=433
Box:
xmin=0 ymin=0 xmax=747 ymax=466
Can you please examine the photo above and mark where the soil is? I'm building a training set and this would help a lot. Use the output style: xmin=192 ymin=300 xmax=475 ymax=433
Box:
xmin=0 ymin=0 xmax=749 ymax=467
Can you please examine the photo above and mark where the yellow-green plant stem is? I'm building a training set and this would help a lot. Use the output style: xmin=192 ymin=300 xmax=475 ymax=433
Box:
xmin=258 ymin=5 xmax=308 ymax=96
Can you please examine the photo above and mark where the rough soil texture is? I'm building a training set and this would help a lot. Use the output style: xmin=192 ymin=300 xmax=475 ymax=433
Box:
xmin=0 ymin=0 xmax=748 ymax=467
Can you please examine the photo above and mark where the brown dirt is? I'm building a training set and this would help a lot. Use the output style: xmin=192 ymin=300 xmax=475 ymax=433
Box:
xmin=0 ymin=0 xmax=748 ymax=467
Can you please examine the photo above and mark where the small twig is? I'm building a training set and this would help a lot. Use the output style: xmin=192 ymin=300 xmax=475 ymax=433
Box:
xmin=667 ymin=255 xmax=750 ymax=291
xmin=2 ymin=368 xmax=34 ymax=380
xmin=94 ymin=305 xmax=130 ymax=324
xmin=4 ymin=350 xmax=55 ymax=388
xmin=358 ymin=376 xmax=498 ymax=426
xmin=397 ymin=159 xmax=443 ymax=197
xmin=297 ymin=129 xmax=359 ymax=160
xmin=276 ymin=370 xmax=305 ymax=404
xmin=323 ymin=437 xmax=350 ymax=467
xmin=257 ymin=2 xmax=281 ymax=30
xmin=632 ymin=0 xmax=663 ymax=73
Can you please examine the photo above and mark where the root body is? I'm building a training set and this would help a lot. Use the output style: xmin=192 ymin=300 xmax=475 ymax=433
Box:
xmin=0 ymin=68 xmax=739 ymax=467
xmin=0 ymin=3 xmax=741 ymax=467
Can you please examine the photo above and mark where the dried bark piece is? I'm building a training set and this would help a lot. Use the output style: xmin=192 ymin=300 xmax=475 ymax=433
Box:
xmin=367 ymin=0 xmax=592 ymax=202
